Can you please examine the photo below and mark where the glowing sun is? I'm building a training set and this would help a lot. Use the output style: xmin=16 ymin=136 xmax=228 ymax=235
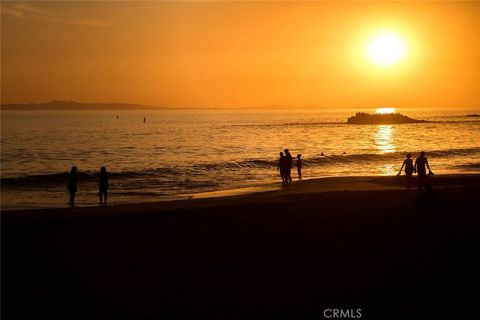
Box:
xmin=376 ymin=107 xmax=396 ymax=114
xmin=365 ymin=32 xmax=407 ymax=67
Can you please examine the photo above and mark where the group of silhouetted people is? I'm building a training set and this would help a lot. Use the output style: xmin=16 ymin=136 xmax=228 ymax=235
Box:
xmin=275 ymin=149 xmax=435 ymax=190
xmin=397 ymin=151 xmax=434 ymax=190
xmin=67 ymin=166 xmax=109 ymax=207
xmin=66 ymin=150 xmax=434 ymax=206
xmin=277 ymin=149 xmax=302 ymax=184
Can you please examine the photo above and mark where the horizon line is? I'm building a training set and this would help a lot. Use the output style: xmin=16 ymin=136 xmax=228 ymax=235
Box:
xmin=2 ymin=100 xmax=480 ymax=110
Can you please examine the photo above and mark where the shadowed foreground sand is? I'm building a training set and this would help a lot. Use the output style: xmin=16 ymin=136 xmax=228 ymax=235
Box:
xmin=2 ymin=175 xmax=480 ymax=319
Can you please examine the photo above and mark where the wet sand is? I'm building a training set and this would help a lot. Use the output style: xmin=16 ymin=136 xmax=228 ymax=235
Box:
xmin=2 ymin=174 xmax=480 ymax=319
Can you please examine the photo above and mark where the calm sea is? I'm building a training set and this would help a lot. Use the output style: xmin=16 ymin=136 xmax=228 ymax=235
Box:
xmin=2 ymin=108 xmax=480 ymax=209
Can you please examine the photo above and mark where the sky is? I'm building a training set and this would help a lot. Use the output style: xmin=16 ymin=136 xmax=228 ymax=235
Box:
xmin=1 ymin=1 xmax=479 ymax=108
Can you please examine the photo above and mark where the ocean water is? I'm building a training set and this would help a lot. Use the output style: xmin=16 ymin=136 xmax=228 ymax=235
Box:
xmin=2 ymin=108 xmax=480 ymax=209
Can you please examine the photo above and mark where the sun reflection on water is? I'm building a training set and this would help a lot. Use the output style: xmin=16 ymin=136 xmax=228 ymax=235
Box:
xmin=375 ymin=125 xmax=395 ymax=153
xmin=374 ymin=125 xmax=396 ymax=175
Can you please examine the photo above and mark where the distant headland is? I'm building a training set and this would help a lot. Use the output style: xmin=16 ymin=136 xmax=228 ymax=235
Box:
xmin=347 ymin=112 xmax=428 ymax=124
xmin=0 ymin=101 xmax=167 ymax=110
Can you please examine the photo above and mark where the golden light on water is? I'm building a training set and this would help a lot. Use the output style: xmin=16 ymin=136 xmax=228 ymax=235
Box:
xmin=365 ymin=32 xmax=407 ymax=67
xmin=375 ymin=125 xmax=396 ymax=175
xmin=375 ymin=125 xmax=396 ymax=154
xmin=376 ymin=107 xmax=396 ymax=114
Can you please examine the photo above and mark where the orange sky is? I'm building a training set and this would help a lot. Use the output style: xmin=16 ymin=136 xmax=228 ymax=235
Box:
xmin=1 ymin=1 xmax=479 ymax=108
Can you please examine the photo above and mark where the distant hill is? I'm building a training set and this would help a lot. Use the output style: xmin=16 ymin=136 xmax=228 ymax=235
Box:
xmin=1 ymin=101 xmax=167 ymax=110
xmin=347 ymin=112 xmax=428 ymax=124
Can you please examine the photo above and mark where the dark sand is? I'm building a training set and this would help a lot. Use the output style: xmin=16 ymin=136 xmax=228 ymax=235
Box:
xmin=2 ymin=175 xmax=480 ymax=319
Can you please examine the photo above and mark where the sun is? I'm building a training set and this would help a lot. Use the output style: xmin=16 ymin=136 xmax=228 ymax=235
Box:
xmin=376 ymin=107 xmax=396 ymax=114
xmin=365 ymin=32 xmax=407 ymax=67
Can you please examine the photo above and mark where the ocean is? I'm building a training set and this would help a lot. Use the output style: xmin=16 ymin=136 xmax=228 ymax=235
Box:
xmin=2 ymin=108 xmax=480 ymax=209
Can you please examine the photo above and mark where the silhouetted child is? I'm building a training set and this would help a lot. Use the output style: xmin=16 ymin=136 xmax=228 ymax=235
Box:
xmin=67 ymin=166 xmax=78 ymax=207
xmin=99 ymin=166 xmax=109 ymax=205
xmin=296 ymin=154 xmax=302 ymax=180
xmin=397 ymin=153 xmax=414 ymax=189
xmin=278 ymin=152 xmax=286 ymax=183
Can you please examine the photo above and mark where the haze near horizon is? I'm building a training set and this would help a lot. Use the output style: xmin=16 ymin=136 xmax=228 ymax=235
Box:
xmin=1 ymin=1 xmax=479 ymax=108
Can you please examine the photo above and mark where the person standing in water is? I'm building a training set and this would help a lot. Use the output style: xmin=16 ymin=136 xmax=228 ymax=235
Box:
xmin=415 ymin=151 xmax=433 ymax=189
xmin=67 ymin=166 xmax=78 ymax=207
xmin=296 ymin=154 xmax=303 ymax=180
xmin=284 ymin=149 xmax=293 ymax=183
xmin=397 ymin=153 xmax=414 ymax=189
xmin=99 ymin=166 xmax=109 ymax=205
xmin=277 ymin=152 xmax=286 ymax=183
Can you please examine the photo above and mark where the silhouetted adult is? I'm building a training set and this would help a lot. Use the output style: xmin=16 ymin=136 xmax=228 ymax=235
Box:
xmin=99 ymin=166 xmax=109 ymax=205
xmin=397 ymin=153 xmax=414 ymax=189
xmin=284 ymin=149 xmax=293 ymax=183
xmin=277 ymin=152 xmax=286 ymax=183
xmin=296 ymin=154 xmax=302 ymax=180
xmin=415 ymin=151 xmax=433 ymax=189
xmin=67 ymin=166 xmax=78 ymax=207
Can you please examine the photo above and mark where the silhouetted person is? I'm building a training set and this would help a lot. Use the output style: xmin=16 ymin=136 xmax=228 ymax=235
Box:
xmin=415 ymin=151 xmax=433 ymax=189
xmin=277 ymin=152 xmax=286 ymax=183
xmin=296 ymin=154 xmax=302 ymax=180
xmin=99 ymin=166 xmax=109 ymax=205
xmin=397 ymin=153 xmax=415 ymax=189
xmin=67 ymin=166 xmax=78 ymax=207
xmin=144 ymin=117 xmax=146 ymax=123
xmin=284 ymin=149 xmax=293 ymax=183
xmin=321 ymin=152 xmax=324 ymax=156
xmin=116 ymin=115 xmax=119 ymax=119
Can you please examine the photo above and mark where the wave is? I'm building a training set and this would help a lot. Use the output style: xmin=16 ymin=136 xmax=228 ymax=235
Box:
xmin=443 ymin=114 xmax=480 ymax=118
xmin=1 ymin=172 xmax=97 ymax=187
xmin=201 ymin=147 xmax=480 ymax=170
xmin=427 ymin=120 xmax=480 ymax=124
xmin=454 ymin=163 xmax=480 ymax=170
xmin=307 ymin=147 xmax=480 ymax=165
xmin=2 ymin=147 xmax=479 ymax=187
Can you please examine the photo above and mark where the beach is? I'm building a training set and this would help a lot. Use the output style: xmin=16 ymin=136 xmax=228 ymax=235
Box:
xmin=3 ymin=174 xmax=480 ymax=319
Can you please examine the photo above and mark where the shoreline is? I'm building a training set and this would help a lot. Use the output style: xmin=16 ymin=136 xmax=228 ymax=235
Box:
xmin=3 ymin=173 xmax=479 ymax=219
